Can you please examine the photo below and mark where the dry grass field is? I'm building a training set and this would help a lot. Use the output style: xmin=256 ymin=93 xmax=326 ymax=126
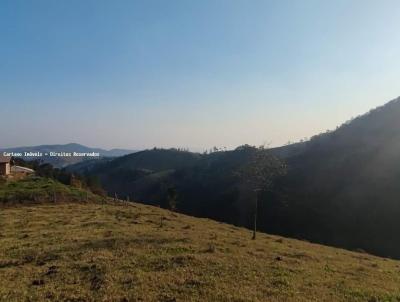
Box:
xmin=1 ymin=198 xmax=400 ymax=302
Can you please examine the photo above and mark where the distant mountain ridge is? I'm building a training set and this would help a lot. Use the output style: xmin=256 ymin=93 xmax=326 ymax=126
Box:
xmin=0 ymin=143 xmax=137 ymax=167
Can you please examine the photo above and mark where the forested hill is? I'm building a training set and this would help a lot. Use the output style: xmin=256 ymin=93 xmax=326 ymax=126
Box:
xmin=70 ymin=97 xmax=400 ymax=259
xmin=276 ymin=96 xmax=400 ymax=258
xmin=67 ymin=146 xmax=276 ymax=223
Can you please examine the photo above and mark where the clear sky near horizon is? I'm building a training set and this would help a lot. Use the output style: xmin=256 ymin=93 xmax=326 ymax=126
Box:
xmin=1 ymin=0 xmax=400 ymax=151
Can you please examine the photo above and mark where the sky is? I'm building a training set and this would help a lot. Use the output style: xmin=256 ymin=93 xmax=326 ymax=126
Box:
xmin=1 ymin=0 xmax=400 ymax=151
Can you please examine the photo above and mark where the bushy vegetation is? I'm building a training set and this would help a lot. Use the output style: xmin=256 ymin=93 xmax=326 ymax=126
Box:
xmin=13 ymin=158 xmax=105 ymax=196
xmin=0 ymin=176 xmax=101 ymax=204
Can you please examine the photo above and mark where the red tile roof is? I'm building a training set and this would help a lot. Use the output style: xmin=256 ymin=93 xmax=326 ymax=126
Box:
xmin=0 ymin=155 xmax=11 ymax=163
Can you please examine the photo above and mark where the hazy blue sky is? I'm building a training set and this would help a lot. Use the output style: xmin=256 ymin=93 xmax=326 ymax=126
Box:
xmin=1 ymin=0 xmax=400 ymax=150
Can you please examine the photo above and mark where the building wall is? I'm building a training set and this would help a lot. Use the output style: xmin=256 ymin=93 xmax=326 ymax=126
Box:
xmin=0 ymin=163 xmax=10 ymax=175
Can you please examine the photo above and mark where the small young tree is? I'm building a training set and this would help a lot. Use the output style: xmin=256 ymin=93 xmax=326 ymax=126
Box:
xmin=237 ymin=147 xmax=286 ymax=239
xmin=166 ymin=187 xmax=178 ymax=211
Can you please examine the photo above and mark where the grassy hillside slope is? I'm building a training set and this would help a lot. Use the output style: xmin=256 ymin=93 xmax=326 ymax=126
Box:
xmin=1 ymin=201 xmax=400 ymax=301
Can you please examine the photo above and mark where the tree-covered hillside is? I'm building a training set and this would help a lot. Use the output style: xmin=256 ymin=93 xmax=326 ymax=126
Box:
xmin=72 ymin=97 xmax=400 ymax=259
xmin=270 ymin=97 xmax=400 ymax=257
